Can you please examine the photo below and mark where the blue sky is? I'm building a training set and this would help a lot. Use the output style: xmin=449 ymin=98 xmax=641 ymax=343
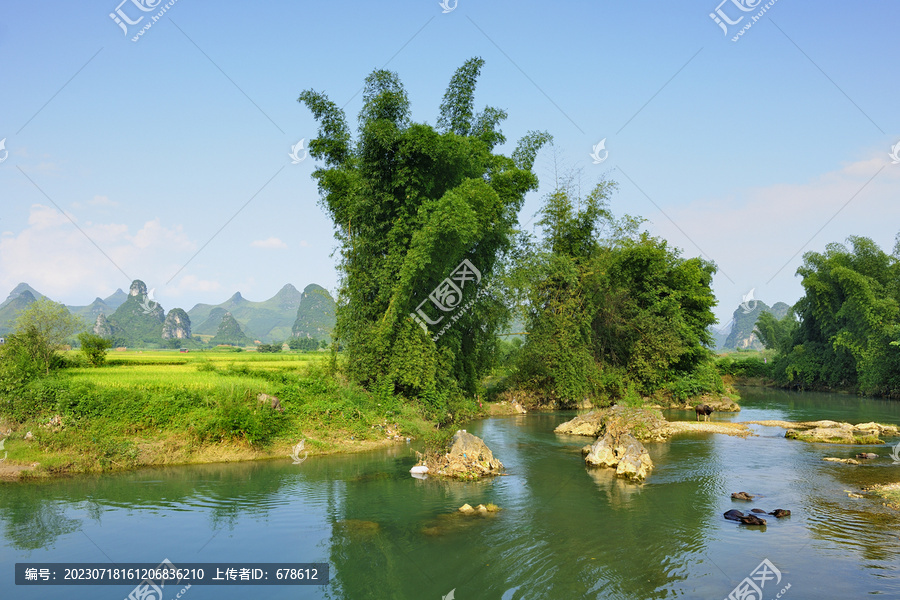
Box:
xmin=1 ymin=0 xmax=898 ymax=329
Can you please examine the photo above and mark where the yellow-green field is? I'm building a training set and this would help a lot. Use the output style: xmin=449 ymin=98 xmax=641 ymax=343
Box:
xmin=0 ymin=349 xmax=441 ymax=480
xmin=63 ymin=350 xmax=324 ymax=393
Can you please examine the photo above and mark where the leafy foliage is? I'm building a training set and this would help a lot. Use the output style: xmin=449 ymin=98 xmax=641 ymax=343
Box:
xmin=77 ymin=332 xmax=112 ymax=367
xmin=288 ymin=337 xmax=321 ymax=351
xmin=762 ymin=235 xmax=900 ymax=396
xmin=298 ymin=57 xmax=550 ymax=416
xmin=1 ymin=298 xmax=83 ymax=377
xmin=512 ymin=181 xmax=720 ymax=406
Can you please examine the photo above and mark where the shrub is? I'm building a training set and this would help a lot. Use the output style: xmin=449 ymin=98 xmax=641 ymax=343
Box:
xmin=78 ymin=332 xmax=112 ymax=367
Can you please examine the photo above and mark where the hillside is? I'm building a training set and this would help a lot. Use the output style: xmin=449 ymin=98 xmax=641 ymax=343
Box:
xmin=209 ymin=312 xmax=250 ymax=346
xmin=291 ymin=284 xmax=336 ymax=342
xmin=188 ymin=284 xmax=304 ymax=342
xmin=722 ymin=300 xmax=791 ymax=350
xmin=107 ymin=280 xmax=165 ymax=347
xmin=67 ymin=288 xmax=127 ymax=321
xmin=0 ymin=283 xmax=48 ymax=308
xmin=67 ymin=297 xmax=110 ymax=322
xmin=0 ymin=290 xmax=38 ymax=335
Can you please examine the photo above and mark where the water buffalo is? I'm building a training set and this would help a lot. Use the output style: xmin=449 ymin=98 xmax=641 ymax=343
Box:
xmin=695 ymin=404 xmax=713 ymax=421
xmin=723 ymin=509 xmax=767 ymax=526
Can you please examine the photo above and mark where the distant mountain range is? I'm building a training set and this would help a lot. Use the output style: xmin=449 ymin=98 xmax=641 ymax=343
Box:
xmin=189 ymin=284 xmax=306 ymax=342
xmin=68 ymin=289 xmax=128 ymax=321
xmin=0 ymin=281 xmax=336 ymax=345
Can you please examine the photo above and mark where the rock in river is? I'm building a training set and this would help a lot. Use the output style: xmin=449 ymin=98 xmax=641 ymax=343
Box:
xmin=424 ymin=430 xmax=503 ymax=479
xmin=585 ymin=432 xmax=653 ymax=481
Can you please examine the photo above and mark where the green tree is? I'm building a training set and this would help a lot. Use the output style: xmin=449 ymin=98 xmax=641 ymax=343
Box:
xmin=77 ymin=332 xmax=112 ymax=367
xmin=767 ymin=235 xmax=900 ymax=395
xmin=514 ymin=182 xmax=719 ymax=404
xmin=6 ymin=297 xmax=83 ymax=376
xmin=298 ymin=57 xmax=549 ymax=414
xmin=288 ymin=337 xmax=319 ymax=351
xmin=754 ymin=310 xmax=797 ymax=355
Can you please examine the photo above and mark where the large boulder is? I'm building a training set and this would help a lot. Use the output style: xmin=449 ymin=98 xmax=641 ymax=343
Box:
xmin=585 ymin=433 xmax=618 ymax=468
xmin=585 ymin=432 xmax=653 ymax=481
xmin=614 ymin=435 xmax=653 ymax=481
xmin=426 ymin=430 xmax=503 ymax=478
xmin=555 ymin=406 xmax=671 ymax=442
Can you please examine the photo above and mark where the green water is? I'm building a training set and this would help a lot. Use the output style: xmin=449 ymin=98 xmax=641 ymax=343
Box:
xmin=3 ymin=387 xmax=900 ymax=599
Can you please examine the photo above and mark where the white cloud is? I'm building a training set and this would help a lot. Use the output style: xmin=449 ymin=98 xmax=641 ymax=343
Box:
xmin=251 ymin=237 xmax=288 ymax=249
xmin=132 ymin=218 xmax=194 ymax=251
xmin=0 ymin=205 xmax=202 ymax=305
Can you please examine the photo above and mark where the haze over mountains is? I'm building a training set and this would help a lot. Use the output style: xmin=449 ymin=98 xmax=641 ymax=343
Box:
xmin=0 ymin=281 xmax=336 ymax=346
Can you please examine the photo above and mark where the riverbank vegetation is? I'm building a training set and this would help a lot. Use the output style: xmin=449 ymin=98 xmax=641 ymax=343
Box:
xmin=1 ymin=58 xmax=738 ymax=477
xmin=716 ymin=235 xmax=900 ymax=398
xmin=501 ymin=178 xmax=724 ymax=408
xmin=299 ymin=57 xmax=727 ymax=414
xmin=0 ymin=349 xmax=439 ymax=478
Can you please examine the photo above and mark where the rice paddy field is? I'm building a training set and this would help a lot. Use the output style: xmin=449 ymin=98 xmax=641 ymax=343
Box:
xmin=0 ymin=349 xmax=436 ymax=479
xmin=63 ymin=349 xmax=325 ymax=394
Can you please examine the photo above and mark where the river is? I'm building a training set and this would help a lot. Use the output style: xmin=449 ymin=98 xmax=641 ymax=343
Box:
xmin=3 ymin=387 xmax=900 ymax=599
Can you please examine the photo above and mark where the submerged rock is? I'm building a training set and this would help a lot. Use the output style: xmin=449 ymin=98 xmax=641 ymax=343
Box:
xmin=458 ymin=503 xmax=499 ymax=515
xmin=334 ymin=520 xmax=380 ymax=539
xmin=769 ymin=509 xmax=791 ymax=518
xmin=823 ymin=457 xmax=860 ymax=465
xmin=731 ymin=492 xmax=755 ymax=501
xmin=784 ymin=420 xmax=896 ymax=444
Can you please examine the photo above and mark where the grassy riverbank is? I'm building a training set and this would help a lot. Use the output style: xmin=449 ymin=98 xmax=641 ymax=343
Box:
xmin=0 ymin=350 xmax=448 ymax=481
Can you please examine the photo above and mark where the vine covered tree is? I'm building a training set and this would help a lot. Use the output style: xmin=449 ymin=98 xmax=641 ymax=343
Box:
xmin=299 ymin=58 xmax=549 ymax=416
xmin=513 ymin=180 xmax=720 ymax=405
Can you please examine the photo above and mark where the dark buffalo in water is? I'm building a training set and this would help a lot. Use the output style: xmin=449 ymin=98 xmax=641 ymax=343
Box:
xmin=695 ymin=404 xmax=713 ymax=422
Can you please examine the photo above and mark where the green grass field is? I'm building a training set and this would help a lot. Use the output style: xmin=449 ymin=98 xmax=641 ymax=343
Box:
xmin=0 ymin=349 xmax=442 ymax=478
xmin=64 ymin=350 xmax=322 ymax=392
